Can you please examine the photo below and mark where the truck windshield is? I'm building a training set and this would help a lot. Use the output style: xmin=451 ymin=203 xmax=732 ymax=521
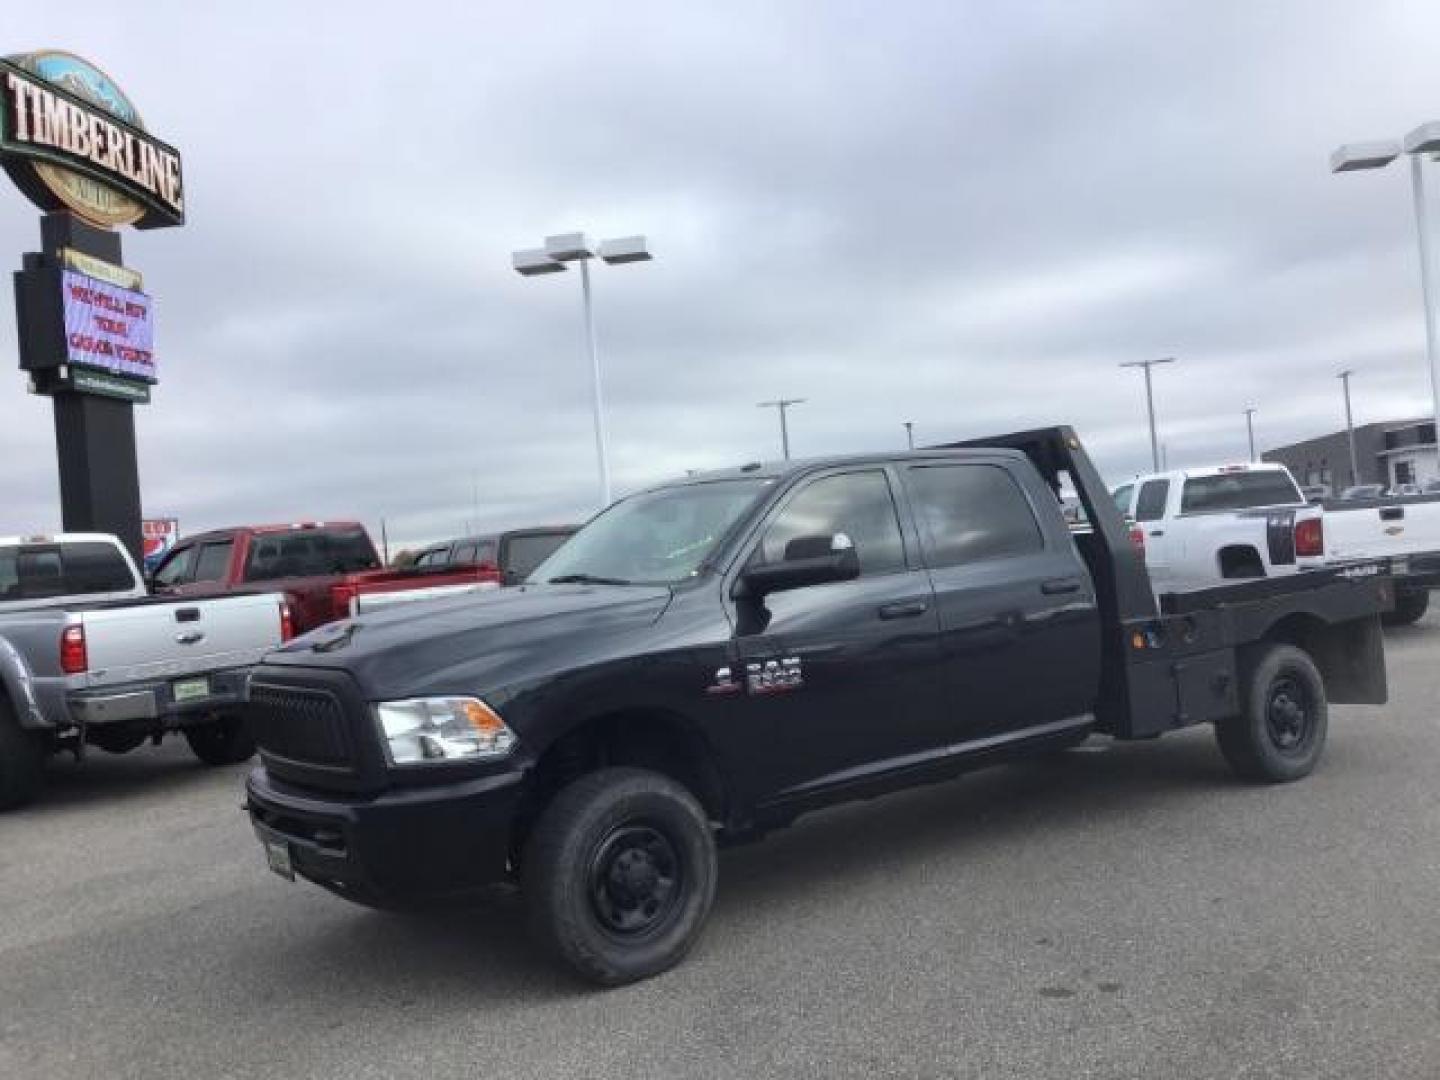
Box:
xmin=531 ymin=479 xmax=771 ymax=585
xmin=1180 ymin=472 xmax=1303 ymax=513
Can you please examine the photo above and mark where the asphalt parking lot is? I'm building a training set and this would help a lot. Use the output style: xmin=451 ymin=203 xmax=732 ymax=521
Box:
xmin=2 ymin=620 xmax=1437 ymax=1080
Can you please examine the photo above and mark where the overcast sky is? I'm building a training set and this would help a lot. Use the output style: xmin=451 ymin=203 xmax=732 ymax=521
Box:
xmin=2 ymin=1 xmax=1439 ymax=549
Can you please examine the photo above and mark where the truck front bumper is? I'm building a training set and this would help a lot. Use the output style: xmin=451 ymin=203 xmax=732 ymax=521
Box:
xmin=244 ymin=765 xmax=526 ymax=907
xmin=68 ymin=667 xmax=252 ymax=726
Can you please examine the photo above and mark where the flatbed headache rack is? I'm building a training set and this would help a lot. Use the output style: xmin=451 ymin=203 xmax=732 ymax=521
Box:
xmin=936 ymin=426 xmax=1390 ymax=739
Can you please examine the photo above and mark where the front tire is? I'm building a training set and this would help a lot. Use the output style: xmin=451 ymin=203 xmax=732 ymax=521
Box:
xmin=1215 ymin=644 xmax=1327 ymax=783
xmin=184 ymin=713 xmax=257 ymax=766
xmin=0 ymin=700 xmax=46 ymax=810
xmin=522 ymin=766 xmax=717 ymax=986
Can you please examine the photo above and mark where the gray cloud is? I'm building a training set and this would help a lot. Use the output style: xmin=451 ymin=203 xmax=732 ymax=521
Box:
xmin=2 ymin=1 xmax=1439 ymax=549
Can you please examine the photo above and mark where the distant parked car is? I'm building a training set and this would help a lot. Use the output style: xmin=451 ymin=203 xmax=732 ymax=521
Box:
xmin=411 ymin=526 xmax=580 ymax=586
xmin=1391 ymin=483 xmax=1422 ymax=497
xmin=1300 ymin=484 xmax=1331 ymax=502
xmin=1425 ymin=479 xmax=1440 ymax=494
xmin=1340 ymin=484 xmax=1387 ymax=500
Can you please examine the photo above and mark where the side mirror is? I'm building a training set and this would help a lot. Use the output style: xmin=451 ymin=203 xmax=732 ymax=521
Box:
xmin=735 ymin=533 xmax=860 ymax=600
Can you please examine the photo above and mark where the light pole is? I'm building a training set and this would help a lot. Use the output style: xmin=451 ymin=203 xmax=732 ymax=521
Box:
xmin=757 ymin=398 xmax=805 ymax=459
xmin=1338 ymin=369 xmax=1360 ymax=488
xmin=1119 ymin=357 xmax=1176 ymax=472
xmin=903 ymin=421 xmax=915 ymax=450
xmin=512 ymin=233 xmax=652 ymax=507
xmin=1331 ymin=124 xmax=1440 ymax=437
xmin=1244 ymin=407 xmax=1257 ymax=462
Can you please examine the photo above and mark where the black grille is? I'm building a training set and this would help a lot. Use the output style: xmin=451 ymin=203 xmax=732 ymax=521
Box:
xmin=248 ymin=683 xmax=354 ymax=769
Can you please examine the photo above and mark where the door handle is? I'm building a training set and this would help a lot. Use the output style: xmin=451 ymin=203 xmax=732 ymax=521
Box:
xmin=877 ymin=600 xmax=928 ymax=620
xmin=1148 ymin=530 xmax=1165 ymax=537
xmin=1040 ymin=578 xmax=1081 ymax=595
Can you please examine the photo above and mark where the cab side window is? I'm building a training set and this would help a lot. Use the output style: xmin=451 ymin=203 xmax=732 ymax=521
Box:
xmin=1134 ymin=480 xmax=1170 ymax=523
xmin=756 ymin=471 xmax=906 ymax=576
xmin=1112 ymin=484 xmax=1134 ymax=517
xmin=906 ymin=464 xmax=1044 ymax=568
xmin=153 ymin=545 xmax=196 ymax=587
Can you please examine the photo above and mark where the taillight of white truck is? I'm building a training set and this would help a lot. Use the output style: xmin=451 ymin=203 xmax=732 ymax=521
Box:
xmin=60 ymin=624 xmax=88 ymax=674
xmin=1295 ymin=517 xmax=1325 ymax=558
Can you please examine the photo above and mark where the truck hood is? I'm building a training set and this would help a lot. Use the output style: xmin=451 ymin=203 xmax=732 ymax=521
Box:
xmin=259 ymin=582 xmax=674 ymax=698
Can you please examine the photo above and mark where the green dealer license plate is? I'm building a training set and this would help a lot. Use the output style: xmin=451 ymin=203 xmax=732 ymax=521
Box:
xmin=172 ymin=677 xmax=210 ymax=703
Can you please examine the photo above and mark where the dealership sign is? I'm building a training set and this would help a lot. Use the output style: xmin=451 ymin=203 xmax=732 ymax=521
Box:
xmin=62 ymin=269 xmax=155 ymax=381
xmin=0 ymin=51 xmax=183 ymax=229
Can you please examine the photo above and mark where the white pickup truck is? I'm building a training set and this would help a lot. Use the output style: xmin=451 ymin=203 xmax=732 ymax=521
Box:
xmin=1111 ymin=464 xmax=1324 ymax=595
xmin=1299 ymin=493 xmax=1440 ymax=625
xmin=0 ymin=533 xmax=290 ymax=809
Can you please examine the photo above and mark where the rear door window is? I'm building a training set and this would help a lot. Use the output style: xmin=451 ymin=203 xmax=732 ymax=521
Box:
xmin=906 ymin=464 xmax=1044 ymax=568
xmin=1134 ymin=480 xmax=1170 ymax=522
xmin=192 ymin=541 xmax=234 ymax=583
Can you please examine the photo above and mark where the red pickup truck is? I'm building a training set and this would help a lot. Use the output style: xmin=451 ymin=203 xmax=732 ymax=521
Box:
xmin=150 ymin=522 xmax=495 ymax=634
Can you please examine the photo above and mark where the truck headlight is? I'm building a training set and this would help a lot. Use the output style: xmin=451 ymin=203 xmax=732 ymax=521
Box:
xmin=374 ymin=697 xmax=517 ymax=765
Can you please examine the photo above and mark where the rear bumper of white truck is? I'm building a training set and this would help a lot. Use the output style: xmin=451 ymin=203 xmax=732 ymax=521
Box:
xmin=68 ymin=667 xmax=253 ymax=726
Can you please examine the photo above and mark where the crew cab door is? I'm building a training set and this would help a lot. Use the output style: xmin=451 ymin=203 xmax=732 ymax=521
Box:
xmin=728 ymin=467 xmax=945 ymax=798
xmin=899 ymin=460 xmax=1102 ymax=742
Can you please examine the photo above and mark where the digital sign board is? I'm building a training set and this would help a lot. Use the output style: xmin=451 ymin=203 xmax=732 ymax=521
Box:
xmin=61 ymin=268 xmax=154 ymax=381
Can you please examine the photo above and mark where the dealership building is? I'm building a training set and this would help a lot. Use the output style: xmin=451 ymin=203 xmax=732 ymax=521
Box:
xmin=1263 ymin=418 xmax=1439 ymax=491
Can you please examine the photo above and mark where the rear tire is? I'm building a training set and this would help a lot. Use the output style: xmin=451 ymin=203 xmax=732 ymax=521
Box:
xmin=522 ymin=766 xmax=717 ymax=986
xmin=1215 ymin=644 xmax=1327 ymax=783
xmin=1381 ymin=589 xmax=1429 ymax=627
xmin=184 ymin=713 xmax=257 ymax=766
xmin=0 ymin=700 xmax=46 ymax=810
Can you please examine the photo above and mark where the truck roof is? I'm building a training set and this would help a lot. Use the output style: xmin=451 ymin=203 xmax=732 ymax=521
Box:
xmin=659 ymin=447 xmax=1029 ymax=489
xmin=0 ymin=532 xmax=123 ymax=547
xmin=179 ymin=521 xmax=369 ymax=541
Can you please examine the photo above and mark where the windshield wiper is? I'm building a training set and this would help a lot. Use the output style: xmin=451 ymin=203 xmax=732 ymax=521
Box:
xmin=546 ymin=573 xmax=634 ymax=586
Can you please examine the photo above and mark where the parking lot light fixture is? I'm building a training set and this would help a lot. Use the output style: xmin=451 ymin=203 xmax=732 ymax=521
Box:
xmin=512 ymin=233 xmax=653 ymax=507
xmin=757 ymin=398 xmax=805 ymax=459
xmin=1118 ymin=357 xmax=1175 ymax=473
xmin=1331 ymin=125 xmax=1440 ymax=436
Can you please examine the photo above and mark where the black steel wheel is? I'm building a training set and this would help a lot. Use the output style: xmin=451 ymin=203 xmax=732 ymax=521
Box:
xmin=1216 ymin=643 xmax=1328 ymax=783
xmin=523 ymin=767 xmax=717 ymax=985
xmin=588 ymin=824 xmax=684 ymax=938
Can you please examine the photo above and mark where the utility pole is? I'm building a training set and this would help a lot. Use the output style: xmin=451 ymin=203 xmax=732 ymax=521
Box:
xmin=757 ymin=398 xmax=806 ymax=459
xmin=1119 ymin=357 xmax=1176 ymax=472
xmin=1244 ymin=408 xmax=1257 ymax=462
xmin=1338 ymin=370 xmax=1360 ymax=487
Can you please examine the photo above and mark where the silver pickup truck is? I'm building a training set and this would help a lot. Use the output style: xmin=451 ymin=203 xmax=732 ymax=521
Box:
xmin=0 ymin=533 xmax=289 ymax=809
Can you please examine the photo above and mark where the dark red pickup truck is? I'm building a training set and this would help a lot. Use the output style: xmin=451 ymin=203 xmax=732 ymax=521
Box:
xmin=151 ymin=521 xmax=495 ymax=634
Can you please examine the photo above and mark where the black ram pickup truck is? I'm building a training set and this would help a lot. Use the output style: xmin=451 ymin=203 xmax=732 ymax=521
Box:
xmin=245 ymin=427 xmax=1392 ymax=984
